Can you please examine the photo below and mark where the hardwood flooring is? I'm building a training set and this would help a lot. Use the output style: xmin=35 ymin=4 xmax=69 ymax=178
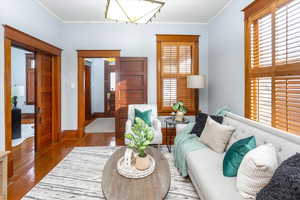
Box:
xmin=8 ymin=133 xmax=115 ymax=200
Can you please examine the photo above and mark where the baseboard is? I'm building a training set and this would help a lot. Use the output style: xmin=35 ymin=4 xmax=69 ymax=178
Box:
xmin=62 ymin=130 xmax=79 ymax=140
xmin=92 ymin=112 xmax=114 ymax=118
xmin=84 ymin=118 xmax=96 ymax=126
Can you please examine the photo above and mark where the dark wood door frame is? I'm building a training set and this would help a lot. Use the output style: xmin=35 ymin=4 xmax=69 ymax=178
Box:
xmin=3 ymin=25 xmax=62 ymax=177
xmin=77 ymin=50 xmax=121 ymax=138
xmin=104 ymin=61 xmax=116 ymax=117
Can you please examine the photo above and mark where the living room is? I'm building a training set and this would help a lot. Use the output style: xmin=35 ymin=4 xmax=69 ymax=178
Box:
xmin=0 ymin=0 xmax=300 ymax=199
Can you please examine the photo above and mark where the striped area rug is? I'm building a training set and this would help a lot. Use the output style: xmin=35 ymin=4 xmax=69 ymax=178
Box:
xmin=22 ymin=146 xmax=200 ymax=200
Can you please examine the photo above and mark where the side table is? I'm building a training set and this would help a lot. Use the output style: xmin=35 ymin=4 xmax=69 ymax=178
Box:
xmin=164 ymin=117 xmax=190 ymax=152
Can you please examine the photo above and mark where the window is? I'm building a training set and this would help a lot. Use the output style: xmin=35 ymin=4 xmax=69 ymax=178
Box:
xmin=25 ymin=53 xmax=35 ymax=105
xmin=110 ymin=72 xmax=116 ymax=91
xmin=244 ymin=0 xmax=300 ymax=135
xmin=156 ymin=35 xmax=199 ymax=114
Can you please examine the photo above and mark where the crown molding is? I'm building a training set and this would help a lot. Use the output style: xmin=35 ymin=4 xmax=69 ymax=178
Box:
xmin=61 ymin=20 xmax=208 ymax=25
xmin=33 ymin=0 xmax=64 ymax=22
xmin=208 ymin=0 xmax=233 ymax=24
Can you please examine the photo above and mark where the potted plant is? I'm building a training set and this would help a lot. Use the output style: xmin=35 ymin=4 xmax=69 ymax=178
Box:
xmin=125 ymin=117 xmax=154 ymax=171
xmin=172 ymin=101 xmax=187 ymax=121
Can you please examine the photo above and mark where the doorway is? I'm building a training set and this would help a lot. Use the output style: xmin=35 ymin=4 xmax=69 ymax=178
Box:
xmin=4 ymin=25 xmax=62 ymax=177
xmin=11 ymin=48 xmax=36 ymax=149
xmin=84 ymin=58 xmax=116 ymax=134
xmin=77 ymin=50 xmax=120 ymax=139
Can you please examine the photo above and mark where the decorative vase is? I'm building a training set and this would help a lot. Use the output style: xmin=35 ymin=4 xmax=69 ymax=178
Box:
xmin=135 ymin=154 xmax=150 ymax=171
xmin=175 ymin=111 xmax=184 ymax=121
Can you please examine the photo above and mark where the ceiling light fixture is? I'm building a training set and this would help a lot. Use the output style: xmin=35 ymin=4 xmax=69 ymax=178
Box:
xmin=105 ymin=0 xmax=165 ymax=24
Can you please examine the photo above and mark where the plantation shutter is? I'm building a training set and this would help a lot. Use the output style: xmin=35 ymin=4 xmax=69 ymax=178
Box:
xmin=177 ymin=77 xmax=196 ymax=111
xmin=157 ymin=35 xmax=199 ymax=114
xmin=244 ymin=0 xmax=300 ymax=136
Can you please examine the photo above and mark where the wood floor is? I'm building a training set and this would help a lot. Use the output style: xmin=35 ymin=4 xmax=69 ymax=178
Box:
xmin=8 ymin=133 xmax=115 ymax=200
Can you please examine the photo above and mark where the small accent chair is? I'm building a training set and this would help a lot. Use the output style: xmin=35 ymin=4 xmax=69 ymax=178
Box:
xmin=125 ymin=104 xmax=163 ymax=145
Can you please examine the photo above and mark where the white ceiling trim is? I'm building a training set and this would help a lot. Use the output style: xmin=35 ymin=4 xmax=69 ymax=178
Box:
xmin=61 ymin=20 xmax=208 ymax=25
xmin=208 ymin=0 xmax=233 ymax=24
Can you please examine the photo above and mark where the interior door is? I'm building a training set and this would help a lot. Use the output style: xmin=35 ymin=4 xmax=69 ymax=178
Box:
xmin=115 ymin=57 xmax=148 ymax=145
xmin=104 ymin=60 xmax=116 ymax=116
xmin=35 ymin=52 xmax=53 ymax=152
xmin=85 ymin=65 xmax=92 ymax=121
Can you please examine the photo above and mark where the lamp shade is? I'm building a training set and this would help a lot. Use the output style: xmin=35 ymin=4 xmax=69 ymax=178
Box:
xmin=12 ymin=85 xmax=25 ymax=97
xmin=187 ymin=75 xmax=206 ymax=89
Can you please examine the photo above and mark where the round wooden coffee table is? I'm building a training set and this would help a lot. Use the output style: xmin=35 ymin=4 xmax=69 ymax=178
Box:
xmin=102 ymin=147 xmax=171 ymax=200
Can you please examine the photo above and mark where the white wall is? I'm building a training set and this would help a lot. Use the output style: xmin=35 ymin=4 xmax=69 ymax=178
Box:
xmin=90 ymin=58 xmax=105 ymax=113
xmin=0 ymin=0 xmax=61 ymax=150
xmin=60 ymin=23 xmax=209 ymax=130
xmin=208 ymin=0 xmax=254 ymax=115
xmin=11 ymin=47 xmax=35 ymax=113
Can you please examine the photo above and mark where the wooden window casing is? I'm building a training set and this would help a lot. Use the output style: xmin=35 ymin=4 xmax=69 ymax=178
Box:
xmin=156 ymin=35 xmax=199 ymax=115
xmin=244 ymin=0 xmax=300 ymax=136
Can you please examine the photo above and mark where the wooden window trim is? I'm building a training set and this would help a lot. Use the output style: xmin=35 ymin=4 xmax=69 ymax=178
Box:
xmin=156 ymin=34 xmax=199 ymax=115
xmin=243 ymin=0 xmax=300 ymax=135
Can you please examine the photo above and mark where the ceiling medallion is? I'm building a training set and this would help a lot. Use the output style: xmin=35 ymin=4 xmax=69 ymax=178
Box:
xmin=105 ymin=0 xmax=165 ymax=24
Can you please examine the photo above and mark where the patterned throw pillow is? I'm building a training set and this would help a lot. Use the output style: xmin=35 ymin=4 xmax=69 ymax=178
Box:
xmin=237 ymin=144 xmax=278 ymax=199
xmin=256 ymin=153 xmax=300 ymax=200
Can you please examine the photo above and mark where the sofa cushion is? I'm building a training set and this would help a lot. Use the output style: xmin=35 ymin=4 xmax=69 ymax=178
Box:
xmin=191 ymin=112 xmax=223 ymax=137
xmin=186 ymin=148 xmax=242 ymax=200
xmin=199 ymin=117 xmax=235 ymax=153
xmin=256 ymin=153 xmax=300 ymax=200
xmin=134 ymin=108 xmax=152 ymax=127
xmin=223 ymin=136 xmax=256 ymax=177
xmin=237 ymin=144 xmax=278 ymax=199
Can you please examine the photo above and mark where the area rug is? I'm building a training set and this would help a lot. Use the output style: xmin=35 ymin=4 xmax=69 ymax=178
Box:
xmin=85 ymin=118 xmax=115 ymax=133
xmin=13 ymin=124 xmax=34 ymax=147
xmin=22 ymin=146 xmax=200 ymax=200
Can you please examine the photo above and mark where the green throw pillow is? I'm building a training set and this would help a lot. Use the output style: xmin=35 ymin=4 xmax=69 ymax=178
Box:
xmin=223 ymin=136 xmax=256 ymax=177
xmin=134 ymin=109 xmax=152 ymax=127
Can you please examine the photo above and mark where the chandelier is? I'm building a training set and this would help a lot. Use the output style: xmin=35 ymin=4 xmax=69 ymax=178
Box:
xmin=105 ymin=0 xmax=165 ymax=24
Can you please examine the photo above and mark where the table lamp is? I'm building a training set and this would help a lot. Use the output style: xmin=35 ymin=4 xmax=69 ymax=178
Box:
xmin=187 ymin=75 xmax=206 ymax=113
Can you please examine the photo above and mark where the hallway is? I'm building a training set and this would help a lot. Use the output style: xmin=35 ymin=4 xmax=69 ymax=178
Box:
xmin=85 ymin=118 xmax=115 ymax=133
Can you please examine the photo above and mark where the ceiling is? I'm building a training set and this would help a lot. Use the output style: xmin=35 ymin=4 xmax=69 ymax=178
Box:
xmin=36 ymin=0 xmax=231 ymax=23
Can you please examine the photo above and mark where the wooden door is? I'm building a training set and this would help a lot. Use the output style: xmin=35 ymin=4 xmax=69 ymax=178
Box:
xmin=85 ymin=65 xmax=92 ymax=121
xmin=115 ymin=57 xmax=148 ymax=145
xmin=104 ymin=60 xmax=116 ymax=116
xmin=35 ymin=53 xmax=53 ymax=152
xmin=26 ymin=53 xmax=35 ymax=105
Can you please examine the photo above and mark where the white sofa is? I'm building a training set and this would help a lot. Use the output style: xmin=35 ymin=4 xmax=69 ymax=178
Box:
xmin=176 ymin=112 xmax=300 ymax=200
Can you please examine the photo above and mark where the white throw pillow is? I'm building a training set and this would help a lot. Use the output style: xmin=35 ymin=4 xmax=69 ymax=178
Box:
xmin=237 ymin=144 xmax=278 ymax=199
xmin=199 ymin=116 xmax=235 ymax=153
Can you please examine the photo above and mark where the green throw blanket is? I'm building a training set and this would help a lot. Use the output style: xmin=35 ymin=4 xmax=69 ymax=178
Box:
xmin=173 ymin=122 xmax=206 ymax=177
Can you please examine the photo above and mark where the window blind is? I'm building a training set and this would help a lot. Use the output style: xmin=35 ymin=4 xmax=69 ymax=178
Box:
xmin=245 ymin=0 xmax=300 ymax=136
xmin=156 ymin=35 xmax=199 ymax=114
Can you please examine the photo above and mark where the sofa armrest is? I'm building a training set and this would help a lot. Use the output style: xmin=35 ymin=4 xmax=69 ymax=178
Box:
xmin=152 ymin=119 xmax=162 ymax=131
xmin=176 ymin=124 xmax=189 ymax=135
